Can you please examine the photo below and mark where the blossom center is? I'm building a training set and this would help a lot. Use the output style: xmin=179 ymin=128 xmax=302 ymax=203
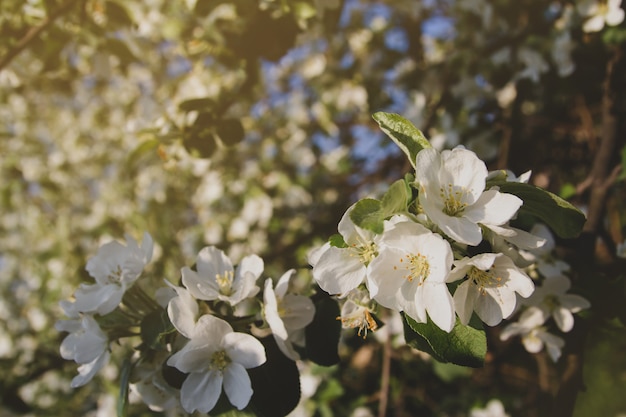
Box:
xmin=338 ymin=307 xmax=378 ymax=338
xmin=468 ymin=266 xmax=502 ymax=294
xmin=106 ymin=265 xmax=123 ymax=284
xmin=216 ymin=270 xmax=235 ymax=295
xmin=395 ymin=253 xmax=430 ymax=284
xmin=350 ymin=239 xmax=378 ymax=265
xmin=440 ymin=184 xmax=469 ymax=217
xmin=210 ymin=350 xmax=231 ymax=371
xmin=543 ymin=294 xmax=559 ymax=311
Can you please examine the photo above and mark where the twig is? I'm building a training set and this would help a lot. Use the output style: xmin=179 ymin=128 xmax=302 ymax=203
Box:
xmin=0 ymin=0 xmax=80 ymax=71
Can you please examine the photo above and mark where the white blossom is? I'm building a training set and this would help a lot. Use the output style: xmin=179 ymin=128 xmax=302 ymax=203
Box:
xmin=415 ymin=147 xmax=523 ymax=246
xmin=181 ymin=246 xmax=262 ymax=306
xmin=500 ymin=307 xmax=565 ymax=361
xmin=578 ymin=0 xmax=625 ymax=32
xmin=448 ymin=253 xmax=535 ymax=326
xmin=263 ymin=270 xmax=315 ymax=360
xmin=62 ymin=232 xmax=153 ymax=316
xmin=368 ymin=219 xmax=456 ymax=332
xmin=167 ymin=314 xmax=266 ymax=413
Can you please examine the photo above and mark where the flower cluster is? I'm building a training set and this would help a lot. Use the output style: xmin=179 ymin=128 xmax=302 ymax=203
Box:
xmin=311 ymin=147 xmax=539 ymax=333
xmin=57 ymin=237 xmax=315 ymax=414
xmin=500 ymin=224 xmax=590 ymax=361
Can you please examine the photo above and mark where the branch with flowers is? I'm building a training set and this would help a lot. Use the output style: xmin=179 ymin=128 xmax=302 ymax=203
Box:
xmin=57 ymin=112 xmax=589 ymax=416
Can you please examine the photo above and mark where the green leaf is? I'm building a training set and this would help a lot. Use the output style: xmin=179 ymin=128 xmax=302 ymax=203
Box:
xmin=372 ymin=112 xmax=431 ymax=169
xmin=178 ymin=97 xmax=216 ymax=112
xmin=216 ymin=119 xmax=245 ymax=146
xmin=248 ymin=337 xmax=301 ymax=417
xmin=403 ymin=314 xmax=486 ymax=368
xmin=349 ymin=198 xmax=384 ymax=234
xmin=328 ymin=233 xmax=347 ymax=248
xmin=381 ymin=178 xmax=410 ymax=216
xmin=117 ymin=358 xmax=133 ymax=417
xmin=140 ymin=309 xmax=175 ymax=350
xmin=126 ymin=138 xmax=159 ymax=165
xmin=494 ymin=181 xmax=586 ymax=239
xmin=305 ymin=292 xmax=341 ymax=366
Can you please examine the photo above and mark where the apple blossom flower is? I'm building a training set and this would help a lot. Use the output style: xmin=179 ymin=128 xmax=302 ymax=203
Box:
xmin=415 ymin=147 xmax=523 ymax=246
xmin=131 ymin=353 xmax=178 ymax=412
xmin=167 ymin=314 xmax=266 ymax=413
xmin=263 ymin=269 xmax=315 ymax=360
xmin=181 ymin=246 xmax=262 ymax=306
xmin=524 ymin=275 xmax=590 ymax=332
xmin=448 ymin=253 xmax=535 ymax=326
xmin=56 ymin=314 xmax=111 ymax=388
xmin=500 ymin=306 xmax=565 ymax=361
xmin=337 ymin=288 xmax=379 ymax=338
xmin=577 ymin=0 xmax=625 ymax=32
xmin=61 ymin=232 xmax=153 ymax=316
xmin=368 ymin=219 xmax=456 ymax=332
xmin=525 ymin=224 xmax=571 ymax=278
xmin=310 ymin=204 xmax=380 ymax=296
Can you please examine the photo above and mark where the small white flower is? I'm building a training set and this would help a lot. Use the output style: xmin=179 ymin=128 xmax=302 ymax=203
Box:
xmin=500 ymin=307 xmax=565 ymax=361
xmin=63 ymin=232 xmax=153 ymax=316
xmin=338 ymin=288 xmax=379 ymax=338
xmin=263 ymin=269 xmax=315 ymax=360
xmin=368 ymin=219 xmax=456 ymax=332
xmin=524 ymin=275 xmax=590 ymax=332
xmin=578 ymin=0 xmax=625 ymax=32
xmin=310 ymin=204 xmax=380 ymax=296
xmin=181 ymin=246 xmax=262 ymax=306
xmin=415 ymin=147 xmax=523 ymax=246
xmin=470 ymin=399 xmax=510 ymax=417
xmin=449 ymin=253 xmax=535 ymax=326
xmin=56 ymin=314 xmax=110 ymax=388
xmin=167 ymin=314 xmax=266 ymax=413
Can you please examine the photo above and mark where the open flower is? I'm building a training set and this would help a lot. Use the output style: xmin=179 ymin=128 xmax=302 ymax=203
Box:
xmin=448 ymin=253 xmax=534 ymax=326
xmin=181 ymin=246 xmax=262 ymax=306
xmin=167 ymin=314 xmax=266 ymax=413
xmin=368 ymin=219 xmax=456 ymax=332
xmin=62 ymin=232 xmax=153 ymax=316
xmin=577 ymin=0 xmax=625 ymax=32
xmin=415 ymin=147 xmax=523 ymax=246
xmin=263 ymin=269 xmax=315 ymax=360
xmin=310 ymin=204 xmax=380 ymax=296
xmin=500 ymin=306 xmax=564 ymax=361
xmin=524 ymin=275 xmax=590 ymax=332
xmin=56 ymin=314 xmax=110 ymax=388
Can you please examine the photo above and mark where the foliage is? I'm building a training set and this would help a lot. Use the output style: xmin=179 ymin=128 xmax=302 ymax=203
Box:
xmin=1 ymin=0 xmax=626 ymax=416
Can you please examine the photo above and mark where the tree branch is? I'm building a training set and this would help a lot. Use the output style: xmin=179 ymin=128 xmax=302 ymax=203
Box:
xmin=0 ymin=0 xmax=80 ymax=71
xmin=552 ymin=46 xmax=624 ymax=417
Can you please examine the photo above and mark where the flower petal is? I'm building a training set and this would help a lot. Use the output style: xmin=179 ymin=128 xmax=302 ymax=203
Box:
xmin=224 ymin=363 xmax=254 ymax=410
xmin=423 ymin=283 xmax=455 ymax=332
xmin=223 ymin=332 xmax=266 ymax=368
xmin=312 ymin=246 xmax=366 ymax=295
xmin=465 ymin=189 xmax=522 ymax=226
xmin=180 ymin=370 xmax=222 ymax=414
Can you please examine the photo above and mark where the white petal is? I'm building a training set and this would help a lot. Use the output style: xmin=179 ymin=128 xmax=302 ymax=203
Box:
xmin=263 ymin=279 xmax=289 ymax=340
xmin=180 ymin=370 xmax=222 ymax=414
xmin=312 ymin=246 xmax=366 ymax=295
xmin=439 ymin=147 xmax=487 ymax=203
xmin=559 ymin=294 xmax=591 ymax=312
xmin=72 ymin=283 xmax=124 ymax=315
xmin=522 ymin=332 xmax=544 ymax=353
xmin=182 ymin=267 xmax=219 ymax=300
xmin=281 ymin=294 xmax=316 ymax=330
xmin=274 ymin=269 xmax=296 ymax=298
xmin=423 ymin=284 xmax=455 ymax=332
xmin=223 ymin=332 xmax=266 ymax=368
xmin=224 ymin=363 xmax=254 ymax=410
xmin=237 ymin=254 xmax=264 ymax=282
xmin=465 ymin=190 xmax=522 ymax=226
xmin=415 ymin=148 xmax=442 ymax=189
xmin=70 ymin=350 xmax=110 ymax=388
xmin=475 ymin=292 xmax=505 ymax=326
xmin=196 ymin=246 xmax=232 ymax=282
xmin=484 ymin=224 xmax=546 ymax=249
xmin=308 ymin=242 xmax=330 ymax=267
xmin=606 ymin=8 xmax=625 ymax=26
xmin=167 ymin=287 xmax=198 ymax=339
xmin=453 ymin=281 xmax=476 ymax=325
xmin=583 ymin=15 xmax=605 ymax=32
xmin=553 ymin=307 xmax=574 ymax=332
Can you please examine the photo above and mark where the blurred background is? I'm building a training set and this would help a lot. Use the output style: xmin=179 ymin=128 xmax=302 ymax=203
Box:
xmin=1 ymin=0 xmax=626 ymax=416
